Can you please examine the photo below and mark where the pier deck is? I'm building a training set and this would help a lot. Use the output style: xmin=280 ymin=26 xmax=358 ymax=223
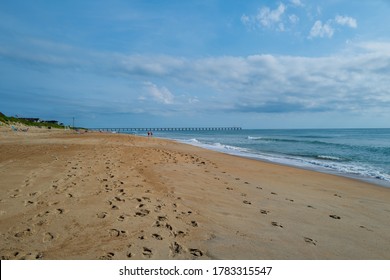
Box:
xmin=90 ymin=127 xmax=242 ymax=132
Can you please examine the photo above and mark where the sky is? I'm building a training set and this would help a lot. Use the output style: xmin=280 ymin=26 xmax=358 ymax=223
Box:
xmin=1 ymin=0 xmax=390 ymax=129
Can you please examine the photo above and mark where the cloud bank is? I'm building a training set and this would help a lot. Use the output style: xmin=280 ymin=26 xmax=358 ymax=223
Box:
xmin=2 ymin=38 xmax=388 ymax=118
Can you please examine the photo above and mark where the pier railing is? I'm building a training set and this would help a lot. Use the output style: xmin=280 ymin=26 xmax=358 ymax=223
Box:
xmin=90 ymin=127 xmax=242 ymax=132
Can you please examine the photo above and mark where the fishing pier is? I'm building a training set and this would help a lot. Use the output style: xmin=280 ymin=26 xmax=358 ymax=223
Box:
xmin=91 ymin=127 xmax=242 ymax=132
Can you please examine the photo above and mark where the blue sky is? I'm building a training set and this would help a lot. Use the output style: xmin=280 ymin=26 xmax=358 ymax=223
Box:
xmin=1 ymin=0 xmax=390 ymax=128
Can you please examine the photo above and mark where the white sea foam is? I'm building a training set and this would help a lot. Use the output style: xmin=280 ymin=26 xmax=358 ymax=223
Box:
xmin=247 ymin=136 xmax=263 ymax=140
xmin=305 ymin=158 xmax=390 ymax=182
xmin=317 ymin=155 xmax=343 ymax=161
xmin=187 ymin=138 xmax=200 ymax=143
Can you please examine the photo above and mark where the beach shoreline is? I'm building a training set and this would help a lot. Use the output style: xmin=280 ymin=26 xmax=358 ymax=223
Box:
xmin=153 ymin=129 xmax=390 ymax=189
xmin=1 ymin=128 xmax=389 ymax=259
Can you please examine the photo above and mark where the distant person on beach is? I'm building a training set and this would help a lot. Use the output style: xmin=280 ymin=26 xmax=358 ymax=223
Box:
xmin=148 ymin=131 xmax=153 ymax=137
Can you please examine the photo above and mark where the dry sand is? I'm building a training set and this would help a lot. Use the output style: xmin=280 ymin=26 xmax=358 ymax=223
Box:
xmin=1 ymin=126 xmax=389 ymax=260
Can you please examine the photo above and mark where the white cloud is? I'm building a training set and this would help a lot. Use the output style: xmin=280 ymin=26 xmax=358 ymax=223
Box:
xmin=241 ymin=2 xmax=304 ymax=32
xmin=242 ymin=3 xmax=296 ymax=32
xmin=257 ymin=3 xmax=286 ymax=28
xmin=308 ymin=15 xmax=357 ymax=39
xmin=143 ymin=82 xmax=175 ymax=104
xmin=309 ymin=20 xmax=334 ymax=38
xmin=290 ymin=0 xmax=303 ymax=7
xmin=335 ymin=15 xmax=357 ymax=28
xmin=357 ymin=41 xmax=390 ymax=55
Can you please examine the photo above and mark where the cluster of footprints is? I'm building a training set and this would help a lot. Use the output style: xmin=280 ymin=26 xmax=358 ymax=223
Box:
xmin=152 ymin=149 xmax=362 ymax=251
xmin=2 ymin=144 xmax=206 ymax=260
xmin=94 ymin=148 xmax=205 ymax=260
xmin=97 ymin=192 xmax=204 ymax=259
xmin=220 ymin=173 xmax=372 ymax=248
xmin=1 ymin=139 xmax=375 ymax=259
xmin=1 ymin=147 xmax=97 ymax=259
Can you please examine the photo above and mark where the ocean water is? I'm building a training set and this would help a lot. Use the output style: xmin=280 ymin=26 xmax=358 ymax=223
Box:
xmin=130 ymin=128 xmax=390 ymax=187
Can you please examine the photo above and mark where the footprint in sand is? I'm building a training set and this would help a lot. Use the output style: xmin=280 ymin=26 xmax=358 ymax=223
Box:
xmin=43 ymin=232 xmax=54 ymax=242
xmin=99 ymin=252 xmax=115 ymax=260
xmin=135 ymin=209 xmax=150 ymax=217
xmin=243 ymin=200 xmax=252 ymax=205
xmin=97 ymin=212 xmax=108 ymax=219
xmin=260 ymin=209 xmax=269 ymax=215
xmin=142 ymin=247 xmax=153 ymax=258
xmin=114 ymin=196 xmax=125 ymax=202
xmin=359 ymin=225 xmax=374 ymax=232
xmin=189 ymin=248 xmax=203 ymax=257
xmin=152 ymin=233 xmax=163 ymax=240
xmin=174 ymin=230 xmax=187 ymax=238
xmin=138 ymin=234 xmax=145 ymax=240
xmin=153 ymin=221 xmax=163 ymax=228
xmin=7 ymin=251 xmax=44 ymax=260
xmin=165 ymin=223 xmax=173 ymax=231
xmin=190 ymin=221 xmax=198 ymax=227
xmin=329 ymin=215 xmax=341 ymax=220
xmin=304 ymin=237 xmax=317 ymax=246
xmin=109 ymin=229 xmax=127 ymax=237
xmin=170 ymin=242 xmax=183 ymax=257
xmin=271 ymin=222 xmax=284 ymax=228
xmin=157 ymin=216 xmax=168 ymax=222
xmin=37 ymin=210 xmax=50 ymax=218
xmin=24 ymin=200 xmax=35 ymax=206
xmin=14 ymin=228 xmax=34 ymax=238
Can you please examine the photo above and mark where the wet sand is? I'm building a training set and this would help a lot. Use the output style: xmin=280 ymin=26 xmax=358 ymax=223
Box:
xmin=1 ymin=127 xmax=389 ymax=259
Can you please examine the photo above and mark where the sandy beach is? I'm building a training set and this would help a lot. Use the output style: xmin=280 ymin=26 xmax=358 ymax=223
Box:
xmin=0 ymin=127 xmax=389 ymax=260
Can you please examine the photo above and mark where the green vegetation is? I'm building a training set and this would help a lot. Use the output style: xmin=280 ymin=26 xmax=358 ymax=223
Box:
xmin=0 ymin=112 xmax=66 ymax=129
